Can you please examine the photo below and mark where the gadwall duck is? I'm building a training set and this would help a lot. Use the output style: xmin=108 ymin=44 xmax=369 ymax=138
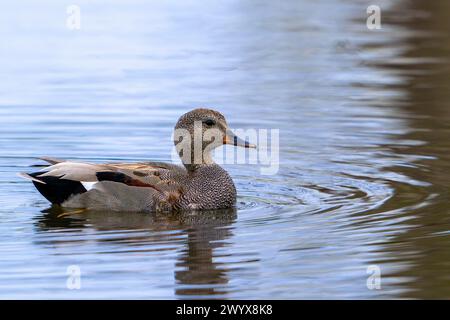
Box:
xmin=20 ymin=108 xmax=256 ymax=212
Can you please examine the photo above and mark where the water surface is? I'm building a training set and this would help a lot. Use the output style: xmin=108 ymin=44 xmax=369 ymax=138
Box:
xmin=1 ymin=0 xmax=450 ymax=299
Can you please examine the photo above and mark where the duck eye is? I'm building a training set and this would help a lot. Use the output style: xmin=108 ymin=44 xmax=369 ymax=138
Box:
xmin=203 ymin=119 xmax=216 ymax=126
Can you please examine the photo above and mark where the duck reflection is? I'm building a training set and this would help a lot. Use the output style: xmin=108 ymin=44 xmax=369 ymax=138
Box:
xmin=35 ymin=206 xmax=237 ymax=298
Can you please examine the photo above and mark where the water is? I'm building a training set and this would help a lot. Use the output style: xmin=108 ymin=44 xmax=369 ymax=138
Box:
xmin=1 ymin=0 xmax=450 ymax=299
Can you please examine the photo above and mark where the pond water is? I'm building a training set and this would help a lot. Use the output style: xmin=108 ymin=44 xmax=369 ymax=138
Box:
xmin=1 ymin=0 xmax=450 ymax=299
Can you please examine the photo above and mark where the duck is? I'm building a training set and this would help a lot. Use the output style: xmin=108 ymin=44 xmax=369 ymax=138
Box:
xmin=19 ymin=108 xmax=256 ymax=213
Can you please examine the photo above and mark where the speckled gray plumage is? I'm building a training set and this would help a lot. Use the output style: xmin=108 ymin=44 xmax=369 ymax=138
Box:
xmin=63 ymin=163 xmax=236 ymax=212
xmin=178 ymin=164 xmax=237 ymax=210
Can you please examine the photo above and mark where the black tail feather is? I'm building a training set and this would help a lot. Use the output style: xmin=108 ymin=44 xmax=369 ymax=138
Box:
xmin=29 ymin=172 xmax=87 ymax=205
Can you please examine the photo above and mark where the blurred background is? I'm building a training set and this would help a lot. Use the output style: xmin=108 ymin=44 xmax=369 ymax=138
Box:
xmin=0 ymin=0 xmax=450 ymax=299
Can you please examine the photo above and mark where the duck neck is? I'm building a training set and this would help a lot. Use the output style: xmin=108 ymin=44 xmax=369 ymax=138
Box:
xmin=182 ymin=149 xmax=215 ymax=172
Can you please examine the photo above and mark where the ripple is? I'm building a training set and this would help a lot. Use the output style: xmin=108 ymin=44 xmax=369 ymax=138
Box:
xmin=1 ymin=0 xmax=449 ymax=300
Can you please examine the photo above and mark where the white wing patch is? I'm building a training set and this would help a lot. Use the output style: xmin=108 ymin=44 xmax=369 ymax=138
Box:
xmin=81 ymin=182 xmax=97 ymax=191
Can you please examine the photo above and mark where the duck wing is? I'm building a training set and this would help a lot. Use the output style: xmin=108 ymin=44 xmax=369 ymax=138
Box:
xmin=35 ymin=161 xmax=185 ymax=186
xmin=21 ymin=159 xmax=187 ymax=211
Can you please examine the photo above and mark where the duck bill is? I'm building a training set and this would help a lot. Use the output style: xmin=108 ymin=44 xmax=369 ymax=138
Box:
xmin=223 ymin=130 xmax=256 ymax=148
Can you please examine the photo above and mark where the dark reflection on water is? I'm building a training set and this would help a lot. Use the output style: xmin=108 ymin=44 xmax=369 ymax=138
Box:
xmin=36 ymin=208 xmax=236 ymax=298
xmin=361 ymin=0 xmax=450 ymax=299
xmin=1 ymin=0 xmax=450 ymax=299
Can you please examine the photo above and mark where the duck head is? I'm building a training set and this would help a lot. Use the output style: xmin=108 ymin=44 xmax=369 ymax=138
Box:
xmin=174 ymin=108 xmax=256 ymax=170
